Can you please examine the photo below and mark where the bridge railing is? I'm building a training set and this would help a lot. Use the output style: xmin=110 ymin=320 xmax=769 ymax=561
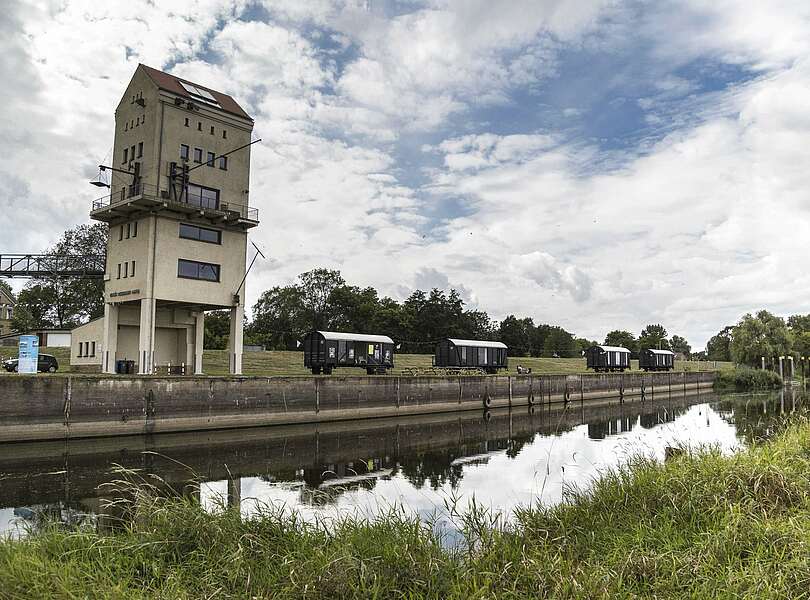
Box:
xmin=0 ymin=254 xmax=106 ymax=278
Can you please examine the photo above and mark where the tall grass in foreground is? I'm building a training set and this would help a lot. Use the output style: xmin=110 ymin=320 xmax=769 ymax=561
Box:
xmin=3 ymin=421 xmax=810 ymax=598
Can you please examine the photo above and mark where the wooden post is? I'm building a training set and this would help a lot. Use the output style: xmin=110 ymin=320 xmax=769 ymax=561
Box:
xmin=508 ymin=376 xmax=513 ymax=408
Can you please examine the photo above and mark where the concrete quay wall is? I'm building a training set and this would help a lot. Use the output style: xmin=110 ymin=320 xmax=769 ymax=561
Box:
xmin=0 ymin=371 xmax=716 ymax=442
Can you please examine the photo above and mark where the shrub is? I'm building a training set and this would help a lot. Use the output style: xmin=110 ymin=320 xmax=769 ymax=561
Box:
xmin=714 ymin=366 xmax=783 ymax=390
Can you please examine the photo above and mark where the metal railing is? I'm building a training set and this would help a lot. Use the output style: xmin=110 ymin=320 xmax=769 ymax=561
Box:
xmin=0 ymin=254 xmax=106 ymax=278
xmin=92 ymin=182 xmax=258 ymax=222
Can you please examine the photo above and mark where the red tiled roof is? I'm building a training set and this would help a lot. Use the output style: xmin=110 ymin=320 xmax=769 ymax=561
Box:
xmin=139 ymin=64 xmax=253 ymax=121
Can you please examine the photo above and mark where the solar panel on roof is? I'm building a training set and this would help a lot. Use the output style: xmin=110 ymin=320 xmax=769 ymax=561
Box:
xmin=179 ymin=81 xmax=220 ymax=106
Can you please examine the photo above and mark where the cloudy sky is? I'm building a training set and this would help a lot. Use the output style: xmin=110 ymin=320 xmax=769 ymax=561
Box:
xmin=2 ymin=0 xmax=809 ymax=348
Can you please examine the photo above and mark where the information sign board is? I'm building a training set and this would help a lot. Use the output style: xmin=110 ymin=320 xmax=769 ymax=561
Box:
xmin=18 ymin=335 xmax=39 ymax=374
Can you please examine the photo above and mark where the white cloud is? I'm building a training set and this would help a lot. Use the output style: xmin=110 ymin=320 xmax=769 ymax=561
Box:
xmin=418 ymin=58 xmax=810 ymax=346
xmin=3 ymin=0 xmax=810 ymax=350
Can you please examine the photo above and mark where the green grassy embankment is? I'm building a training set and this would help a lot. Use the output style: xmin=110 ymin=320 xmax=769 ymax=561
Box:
xmin=0 ymin=346 xmax=734 ymax=377
xmin=2 ymin=418 xmax=809 ymax=598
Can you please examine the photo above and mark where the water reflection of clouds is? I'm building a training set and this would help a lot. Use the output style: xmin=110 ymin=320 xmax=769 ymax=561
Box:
xmin=202 ymin=403 xmax=743 ymax=526
xmin=0 ymin=508 xmax=20 ymax=538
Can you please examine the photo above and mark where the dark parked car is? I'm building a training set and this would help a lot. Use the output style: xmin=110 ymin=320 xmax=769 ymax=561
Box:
xmin=2 ymin=354 xmax=59 ymax=373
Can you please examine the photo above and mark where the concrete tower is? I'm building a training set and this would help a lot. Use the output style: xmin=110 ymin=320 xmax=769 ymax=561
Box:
xmin=73 ymin=65 xmax=257 ymax=375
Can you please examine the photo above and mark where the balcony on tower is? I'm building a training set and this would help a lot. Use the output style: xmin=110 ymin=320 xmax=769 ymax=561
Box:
xmin=90 ymin=182 xmax=259 ymax=230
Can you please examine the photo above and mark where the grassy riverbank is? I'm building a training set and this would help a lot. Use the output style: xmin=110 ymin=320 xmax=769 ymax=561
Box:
xmin=2 ymin=420 xmax=809 ymax=598
xmin=0 ymin=346 xmax=732 ymax=376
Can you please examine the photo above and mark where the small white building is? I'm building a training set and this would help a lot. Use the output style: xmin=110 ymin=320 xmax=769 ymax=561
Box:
xmin=1 ymin=329 xmax=72 ymax=348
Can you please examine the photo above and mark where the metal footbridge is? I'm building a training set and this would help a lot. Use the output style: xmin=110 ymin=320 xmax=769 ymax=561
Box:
xmin=0 ymin=254 xmax=106 ymax=279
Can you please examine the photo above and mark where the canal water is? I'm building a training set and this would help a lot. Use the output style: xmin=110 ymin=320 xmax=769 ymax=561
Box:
xmin=0 ymin=389 xmax=803 ymax=538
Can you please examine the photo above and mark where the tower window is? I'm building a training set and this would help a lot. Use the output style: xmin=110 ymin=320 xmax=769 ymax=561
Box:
xmin=207 ymin=151 xmax=215 ymax=167
xmin=193 ymin=148 xmax=202 ymax=163
xmin=137 ymin=142 xmax=143 ymax=158
xmin=119 ymin=225 xmax=124 ymax=241
xmin=130 ymin=145 xmax=135 ymax=162
xmin=180 ymin=144 xmax=189 ymax=160
xmin=186 ymin=184 xmax=219 ymax=209
xmin=222 ymin=130 xmax=227 ymax=139
xmin=123 ymin=262 xmax=128 ymax=278
xmin=178 ymin=259 xmax=220 ymax=282
xmin=126 ymin=223 xmax=131 ymax=239
xmin=219 ymin=156 xmax=228 ymax=170
xmin=131 ymin=261 xmax=136 ymax=277
xmin=122 ymin=148 xmax=128 ymax=164
xmin=210 ymin=126 xmax=214 ymax=135
xmin=132 ymin=221 xmax=138 ymax=237
xmin=184 ymin=117 xmax=189 ymax=127
xmin=179 ymin=223 xmax=221 ymax=244
xmin=197 ymin=122 xmax=202 ymax=131
xmin=117 ymin=263 xmax=121 ymax=279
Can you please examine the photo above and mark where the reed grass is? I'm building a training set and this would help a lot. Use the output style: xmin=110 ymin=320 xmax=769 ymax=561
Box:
xmin=2 ymin=419 xmax=810 ymax=598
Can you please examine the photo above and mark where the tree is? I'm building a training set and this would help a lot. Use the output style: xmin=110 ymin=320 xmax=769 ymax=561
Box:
xmin=204 ymin=310 xmax=231 ymax=350
xmin=0 ymin=281 xmax=13 ymax=299
xmin=249 ymin=285 xmax=308 ymax=350
xmin=498 ymin=316 xmax=534 ymax=356
xmin=669 ymin=335 xmax=691 ymax=357
xmin=793 ymin=331 xmax=810 ymax=361
xmin=328 ymin=285 xmax=382 ymax=333
xmin=298 ymin=268 xmax=345 ymax=330
xmin=12 ymin=284 xmax=57 ymax=330
xmin=574 ymin=337 xmax=597 ymax=355
xmin=604 ymin=330 xmax=637 ymax=355
xmin=459 ymin=309 xmax=494 ymax=341
xmin=530 ymin=324 xmax=552 ymax=357
xmin=638 ymin=324 xmax=670 ymax=352
xmin=706 ymin=326 xmax=733 ymax=362
xmin=542 ymin=326 xmax=576 ymax=357
xmin=787 ymin=314 xmax=810 ymax=333
xmin=730 ymin=310 xmax=791 ymax=367
xmin=13 ymin=223 xmax=107 ymax=329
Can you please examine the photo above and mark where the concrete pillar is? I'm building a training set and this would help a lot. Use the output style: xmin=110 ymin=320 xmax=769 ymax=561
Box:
xmin=102 ymin=303 xmax=119 ymax=374
xmin=194 ymin=311 xmax=205 ymax=375
xmin=138 ymin=298 xmax=156 ymax=375
xmin=185 ymin=325 xmax=194 ymax=373
xmin=229 ymin=304 xmax=244 ymax=375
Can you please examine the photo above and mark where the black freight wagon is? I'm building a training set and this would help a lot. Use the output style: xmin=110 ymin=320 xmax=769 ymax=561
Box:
xmin=585 ymin=345 xmax=631 ymax=372
xmin=303 ymin=331 xmax=395 ymax=375
xmin=434 ymin=338 xmax=508 ymax=374
xmin=639 ymin=348 xmax=675 ymax=371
